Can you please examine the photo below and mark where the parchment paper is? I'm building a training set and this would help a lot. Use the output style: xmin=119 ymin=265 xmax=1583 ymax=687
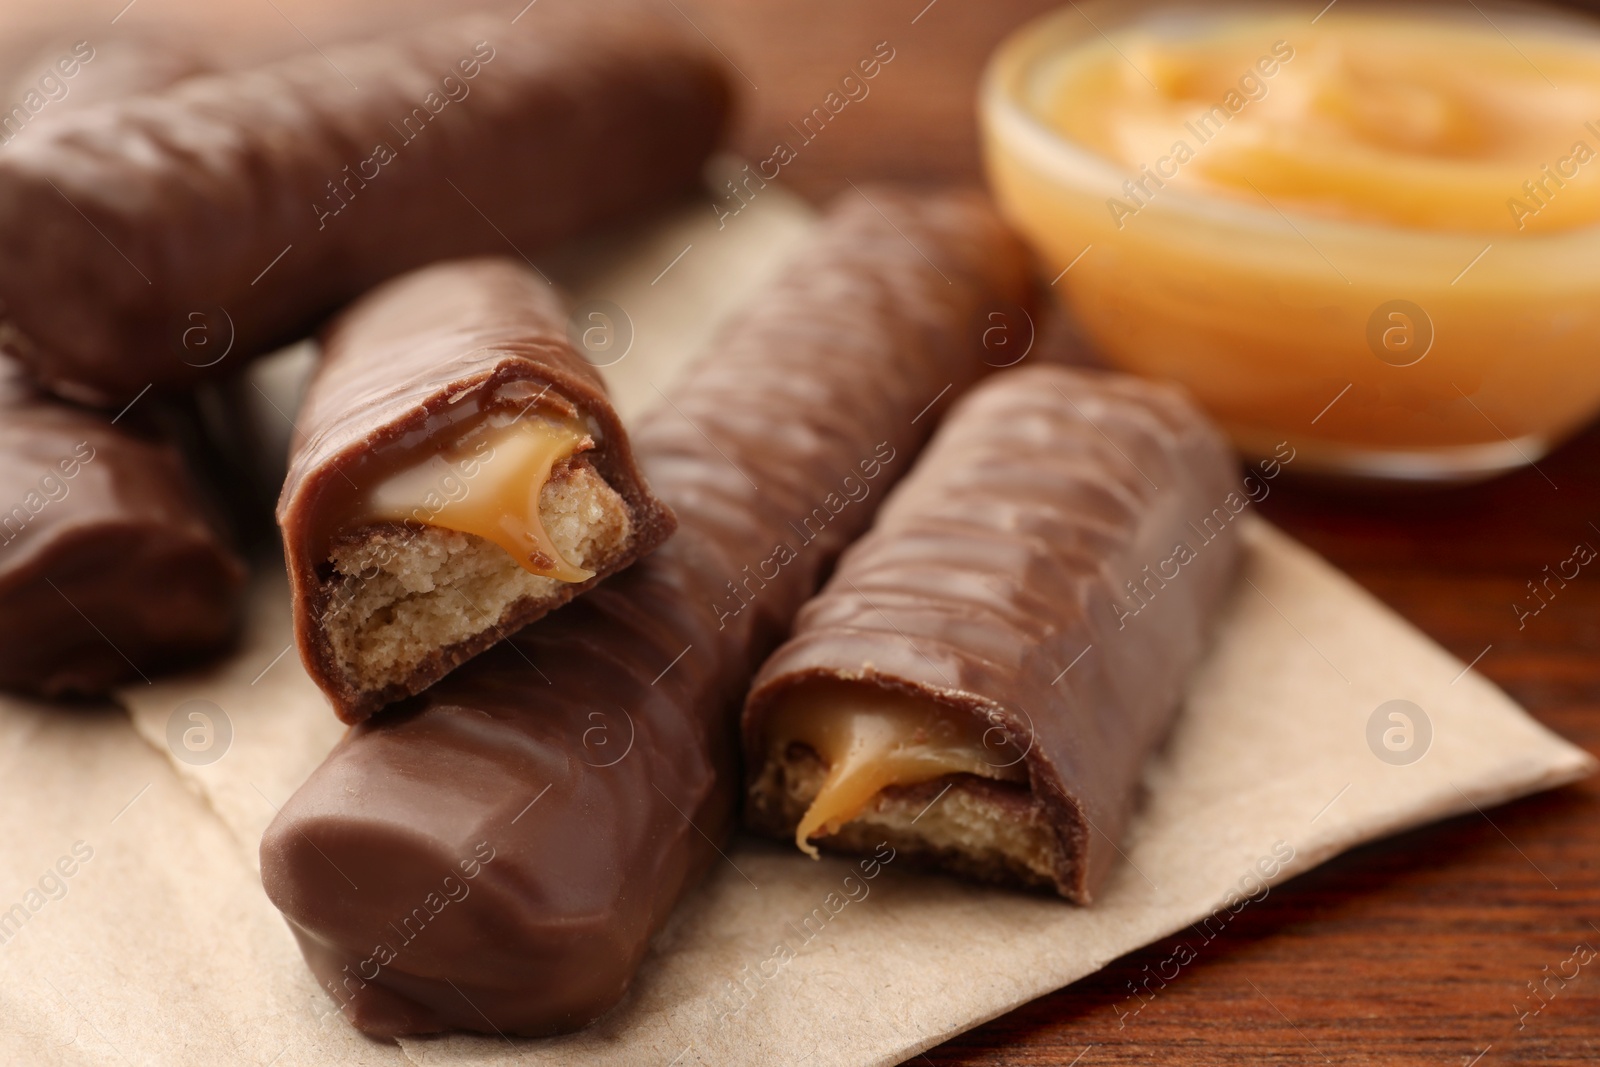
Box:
xmin=0 ymin=175 xmax=1590 ymax=1066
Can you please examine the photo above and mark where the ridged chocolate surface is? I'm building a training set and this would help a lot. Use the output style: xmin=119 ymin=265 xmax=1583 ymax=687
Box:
xmin=2 ymin=33 xmax=211 ymax=113
xmin=0 ymin=361 xmax=246 ymax=696
xmin=259 ymin=190 xmax=1034 ymax=1036
xmin=278 ymin=257 xmax=677 ymax=722
xmin=0 ymin=1 xmax=729 ymax=405
xmin=744 ymin=366 xmax=1242 ymax=902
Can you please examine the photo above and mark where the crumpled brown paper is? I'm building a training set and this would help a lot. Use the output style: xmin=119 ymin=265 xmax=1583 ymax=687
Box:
xmin=0 ymin=176 xmax=1590 ymax=1067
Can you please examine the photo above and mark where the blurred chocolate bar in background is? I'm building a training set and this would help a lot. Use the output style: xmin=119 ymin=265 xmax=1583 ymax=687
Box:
xmin=0 ymin=2 xmax=729 ymax=405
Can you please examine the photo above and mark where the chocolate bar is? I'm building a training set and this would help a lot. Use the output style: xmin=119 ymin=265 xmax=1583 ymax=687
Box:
xmin=743 ymin=366 xmax=1241 ymax=902
xmin=0 ymin=361 xmax=246 ymax=697
xmin=279 ymin=258 xmax=677 ymax=723
xmin=259 ymin=189 xmax=1034 ymax=1035
xmin=0 ymin=3 xmax=729 ymax=406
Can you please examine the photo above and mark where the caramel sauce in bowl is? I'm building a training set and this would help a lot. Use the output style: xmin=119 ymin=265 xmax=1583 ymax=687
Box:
xmin=982 ymin=0 xmax=1600 ymax=481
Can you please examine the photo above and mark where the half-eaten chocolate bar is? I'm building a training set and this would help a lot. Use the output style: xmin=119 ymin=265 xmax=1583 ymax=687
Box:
xmin=278 ymin=258 xmax=675 ymax=722
xmin=743 ymin=365 xmax=1242 ymax=902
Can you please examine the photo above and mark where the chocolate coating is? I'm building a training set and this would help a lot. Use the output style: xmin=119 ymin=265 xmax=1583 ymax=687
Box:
xmin=0 ymin=2 xmax=730 ymax=406
xmin=744 ymin=366 xmax=1242 ymax=902
xmin=260 ymin=189 xmax=1034 ymax=1036
xmin=1 ymin=33 xmax=210 ymax=116
xmin=0 ymin=362 xmax=246 ymax=697
xmin=279 ymin=257 xmax=678 ymax=722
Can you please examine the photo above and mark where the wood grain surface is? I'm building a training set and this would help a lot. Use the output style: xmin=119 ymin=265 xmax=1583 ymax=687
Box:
xmin=6 ymin=1 xmax=1598 ymax=1063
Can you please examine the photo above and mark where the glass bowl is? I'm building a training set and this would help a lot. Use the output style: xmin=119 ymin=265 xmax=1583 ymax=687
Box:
xmin=981 ymin=0 xmax=1600 ymax=481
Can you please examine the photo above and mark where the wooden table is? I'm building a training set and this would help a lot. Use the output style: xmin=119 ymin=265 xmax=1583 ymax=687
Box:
xmin=677 ymin=1 xmax=1600 ymax=1063
xmin=7 ymin=1 xmax=1595 ymax=1062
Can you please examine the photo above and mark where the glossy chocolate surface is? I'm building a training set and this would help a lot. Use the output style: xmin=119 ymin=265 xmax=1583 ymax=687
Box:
xmin=745 ymin=366 xmax=1242 ymax=902
xmin=0 ymin=361 xmax=246 ymax=696
xmin=260 ymin=189 xmax=1034 ymax=1036
xmin=0 ymin=2 xmax=729 ymax=405
xmin=278 ymin=257 xmax=676 ymax=722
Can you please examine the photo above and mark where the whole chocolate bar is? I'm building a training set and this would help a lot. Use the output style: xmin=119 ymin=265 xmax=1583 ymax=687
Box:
xmin=0 ymin=2 xmax=729 ymax=406
xmin=743 ymin=366 xmax=1241 ymax=903
xmin=0 ymin=361 xmax=246 ymax=697
xmin=260 ymin=189 xmax=1034 ymax=1035
xmin=279 ymin=257 xmax=677 ymax=723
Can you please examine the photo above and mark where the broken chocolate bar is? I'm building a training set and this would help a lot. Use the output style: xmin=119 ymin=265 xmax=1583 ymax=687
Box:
xmin=0 ymin=361 xmax=246 ymax=697
xmin=0 ymin=2 xmax=729 ymax=406
xmin=279 ymin=257 xmax=676 ymax=723
xmin=744 ymin=365 xmax=1242 ymax=903
xmin=260 ymin=189 xmax=1035 ymax=1035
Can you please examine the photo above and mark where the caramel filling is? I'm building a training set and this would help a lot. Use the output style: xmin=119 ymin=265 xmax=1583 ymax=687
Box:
xmin=767 ymin=680 xmax=1029 ymax=858
xmin=362 ymin=415 xmax=596 ymax=583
